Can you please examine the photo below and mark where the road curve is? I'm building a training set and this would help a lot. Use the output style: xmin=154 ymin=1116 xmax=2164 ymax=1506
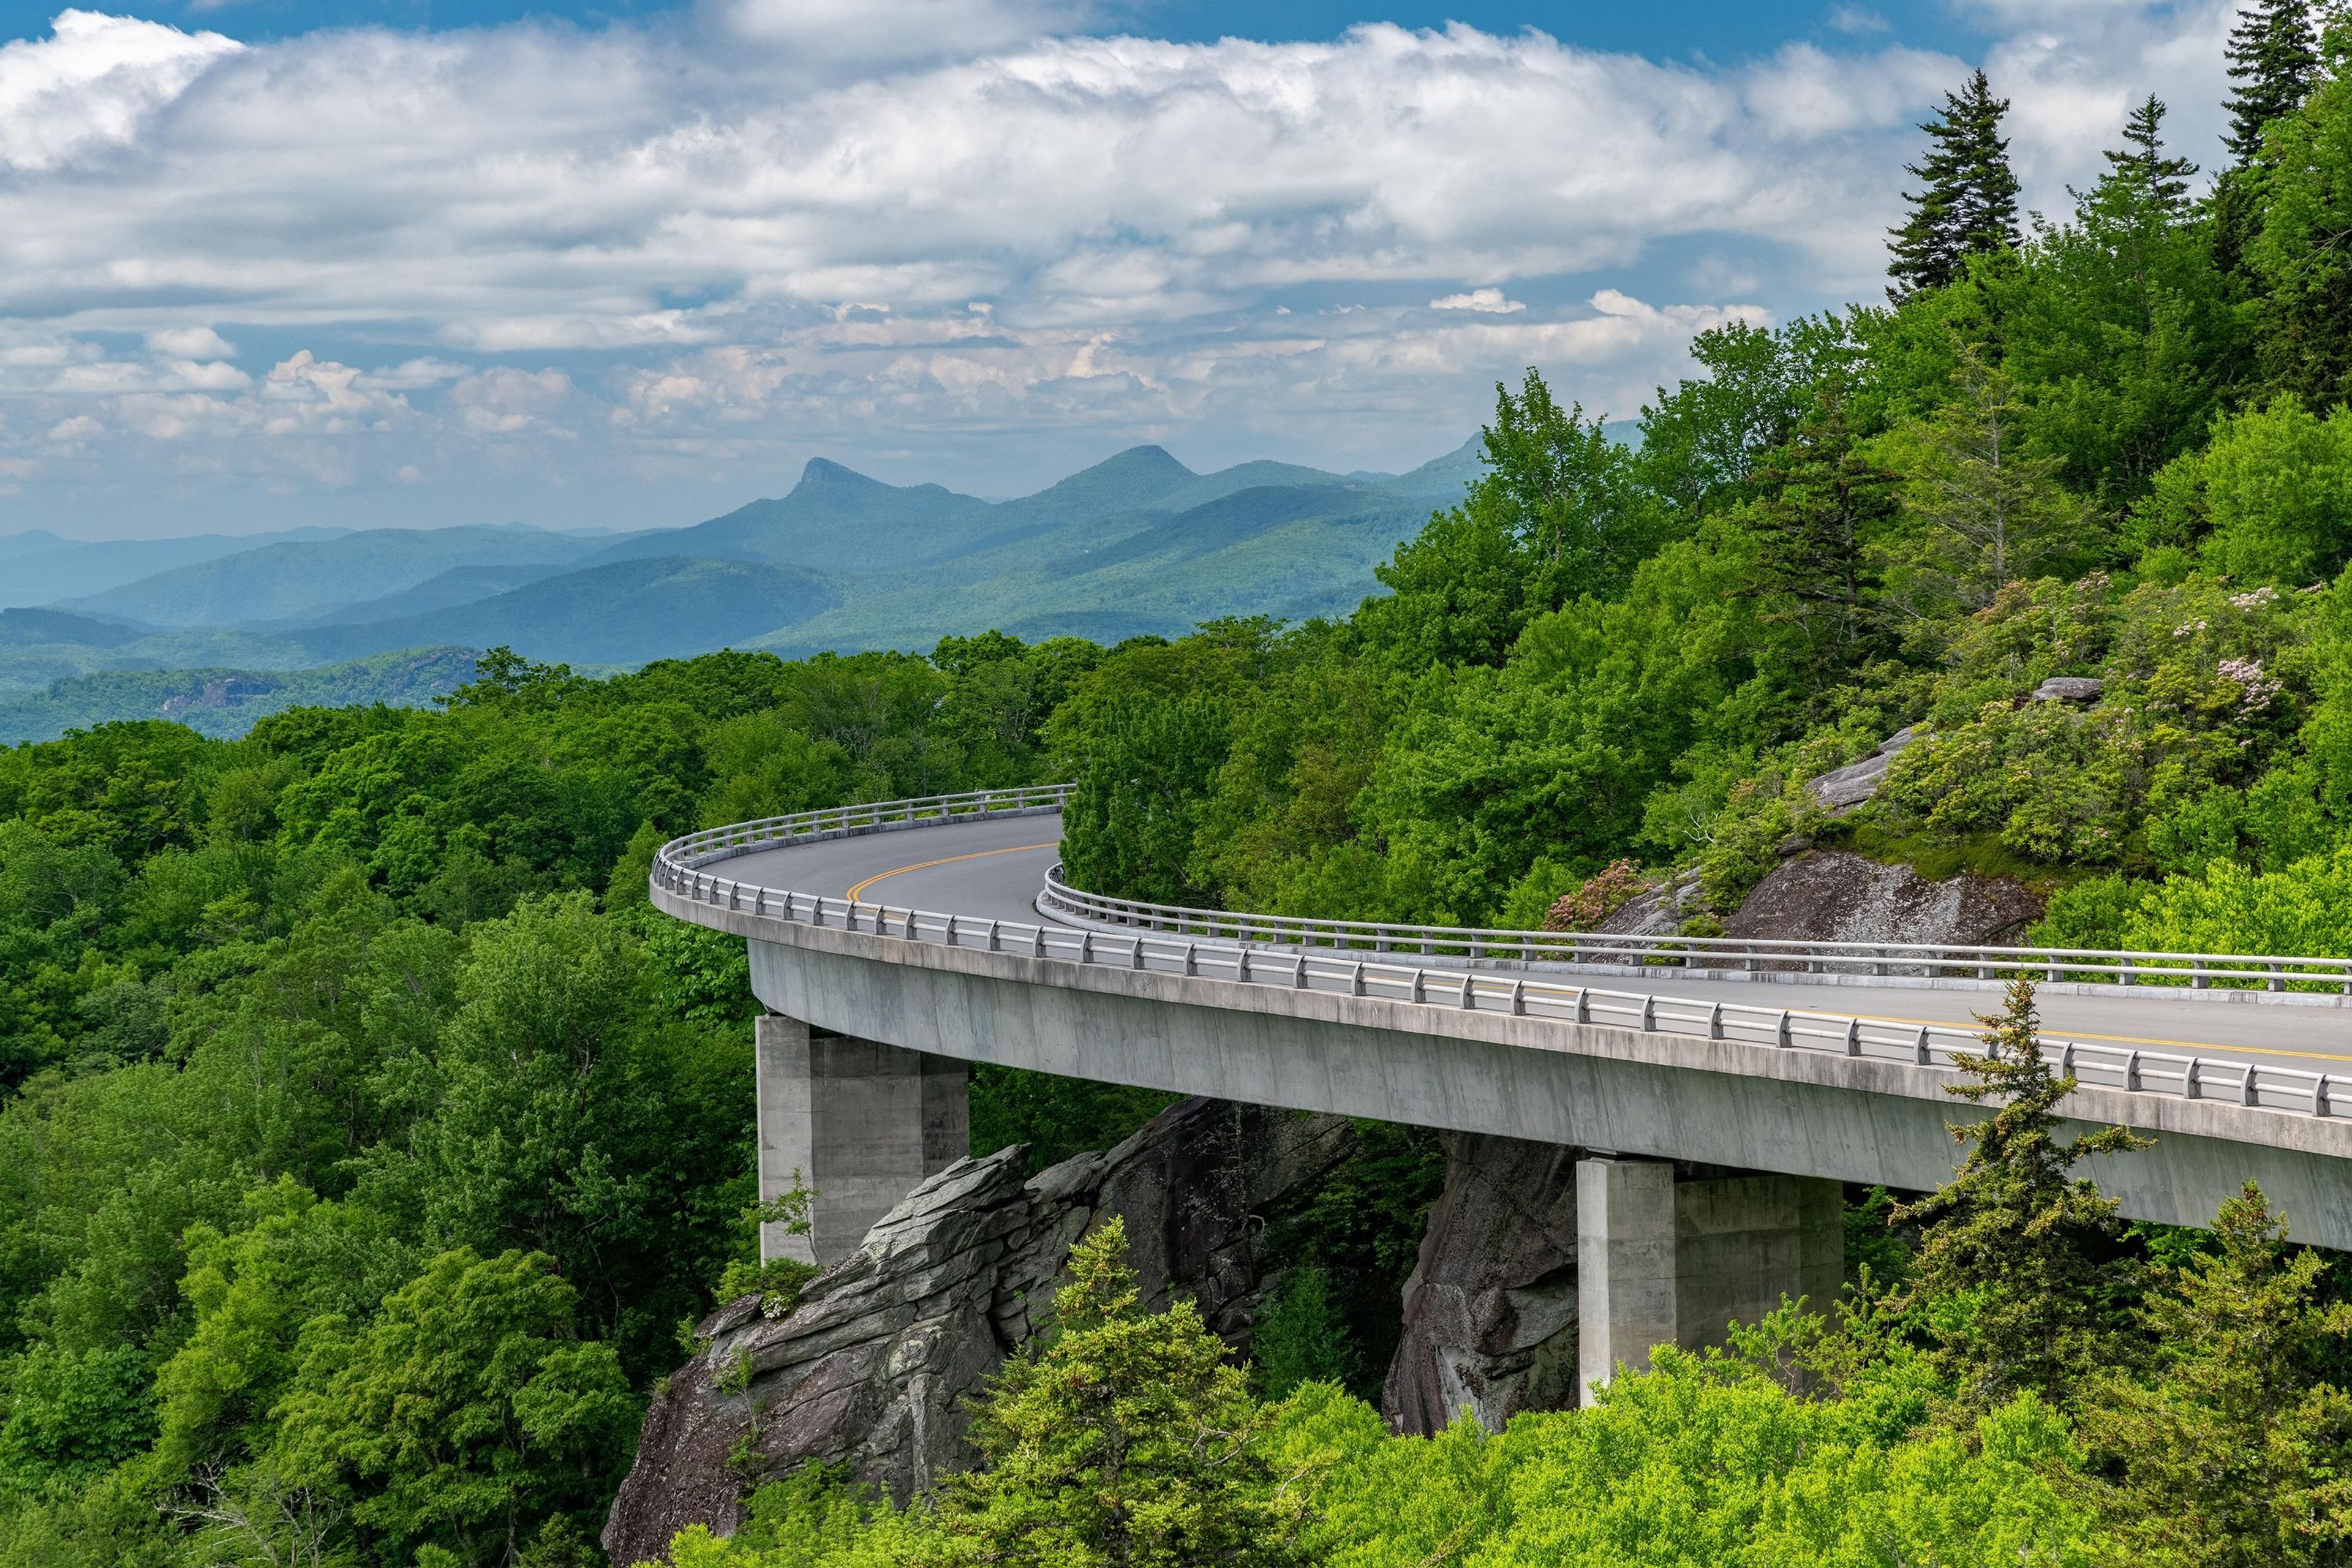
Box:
xmin=715 ymin=807 xmax=2352 ymax=1082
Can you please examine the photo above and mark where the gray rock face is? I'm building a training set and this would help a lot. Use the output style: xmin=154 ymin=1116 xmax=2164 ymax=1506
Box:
xmin=1382 ymin=1133 xmax=1581 ymax=1436
xmin=1719 ymin=846 xmax=2044 ymax=963
xmin=602 ymin=1098 xmax=1355 ymax=1566
xmin=2031 ymin=675 xmax=2104 ymax=703
xmin=1803 ymin=725 xmax=1922 ymax=813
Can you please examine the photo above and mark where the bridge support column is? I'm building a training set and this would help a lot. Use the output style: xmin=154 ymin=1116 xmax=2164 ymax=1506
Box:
xmin=755 ymin=1014 xmax=970 ymax=1267
xmin=1578 ymin=1156 xmax=1843 ymax=1404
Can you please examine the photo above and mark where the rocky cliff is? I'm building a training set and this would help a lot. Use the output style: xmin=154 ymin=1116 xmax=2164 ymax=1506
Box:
xmin=602 ymin=1098 xmax=1355 ymax=1566
xmin=1381 ymin=1133 xmax=1581 ymax=1434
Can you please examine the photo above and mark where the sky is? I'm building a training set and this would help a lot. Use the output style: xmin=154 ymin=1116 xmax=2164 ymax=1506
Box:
xmin=0 ymin=0 xmax=2248 ymax=539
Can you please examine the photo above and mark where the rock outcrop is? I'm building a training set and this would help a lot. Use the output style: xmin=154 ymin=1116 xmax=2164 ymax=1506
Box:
xmin=1719 ymin=846 xmax=2043 ymax=962
xmin=1382 ymin=1133 xmax=1581 ymax=1435
xmin=602 ymin=1098 xmax=1354 ymax=1566
xmin=1803 ymin=726 xmax=1923 ymax=813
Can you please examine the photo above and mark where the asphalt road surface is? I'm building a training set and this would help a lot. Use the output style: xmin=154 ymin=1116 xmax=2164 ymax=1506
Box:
xmin=717 ymin=809 xmax=2352 ymax=1082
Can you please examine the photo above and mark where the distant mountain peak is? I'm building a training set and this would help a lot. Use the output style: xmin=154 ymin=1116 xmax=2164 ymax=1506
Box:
xmin=797 ymin=457 xmax=882 ymax=488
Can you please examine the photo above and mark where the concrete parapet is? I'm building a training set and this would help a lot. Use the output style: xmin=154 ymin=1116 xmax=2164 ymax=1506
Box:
xmin=755 ymin=1014 xmax=971 ymax=1266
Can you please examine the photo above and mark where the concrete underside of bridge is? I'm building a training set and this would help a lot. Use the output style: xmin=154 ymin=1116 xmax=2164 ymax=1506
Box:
xmin=659 ymin=887 xmax=2352 ymax=1264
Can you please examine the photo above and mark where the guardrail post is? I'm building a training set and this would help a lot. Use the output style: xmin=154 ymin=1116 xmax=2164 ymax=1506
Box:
xmin=2185 ymin=1058 xmax=2201 ymax=1099
xmin=1183 ymin=944 xmax=1198 ymax=977
xmin=1409 ymin=969 xmax=1425 ymax=1004
xmin=2046 ymin=954 xmax=2059 ymax=983
xmin=1080 ymin=931 xmax=1093 ymax=965
xmin=1130 ymin=937 xmax=1145 ymax=971
xmin=2243 ymin=1066 xmax=2261 ymax=1106
xmin=1511 ymin=980 xmax=1526 ymax=1016
xmin=1843 ymin=1018 xmax=1860 ymax=1057
xmin=1458 ymin=974 xmax=1474 ymax=1009
xmin=1707 ymin=1001 xmax=1724 ymax=1039
xmin=1032 ymin=925 xmax=1046 ymax=959
xmin=2193 ymin=960 xmax=2207 ymax=990
xmin=1294 ymin=955 xmax=1309 ymax=990
xmin=1639 ymin=995 xmax=1655 ymax=1031
xmin=1239 ymin=949 xmax=1254 ymax=984
xmin=1350 ymin=962 xmax=1365 ymax=997
xmin=2120 ymin=963 xmax=2133 ymax=987
xmin=1913 ymin=1026 xmax=1931 ymax=1065
xmin=2269 ymin=962 xmax=2285 ymax=993
xmin=944 ymin=914 xmax=957 ymax=946
xmin=2124 ymin=1049 xmax=2141 ymax=1091
xmin=987 ymin=920 xmax=1001 ymax=952
xmin=1776 ymin=1011 xmax=1792 ymax=1049
xmin=2318 ymin=1075 xmax=2333 ymax=1117
xmin=1574 ymin=989 xmax=1589 ymax=1025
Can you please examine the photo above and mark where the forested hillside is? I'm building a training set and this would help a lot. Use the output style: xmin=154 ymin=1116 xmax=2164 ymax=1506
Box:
xmin=7 ymin=6 xmax=2352 ymax=1567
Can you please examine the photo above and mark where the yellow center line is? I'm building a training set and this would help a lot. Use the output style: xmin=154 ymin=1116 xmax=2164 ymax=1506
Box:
xmin=845 ymin=842 xmax=1058 ymax=905
xmin=1831 ymin=1008 xmax=2352 ymax=1066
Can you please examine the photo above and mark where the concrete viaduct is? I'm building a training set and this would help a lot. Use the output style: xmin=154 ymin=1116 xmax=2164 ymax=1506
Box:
xmin=655 ymin=791 xmax=2352 ymax=1398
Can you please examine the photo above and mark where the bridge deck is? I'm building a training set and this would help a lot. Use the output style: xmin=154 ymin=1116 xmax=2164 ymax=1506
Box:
xmin=720 ymin=810 xmax=2352 ymax=1084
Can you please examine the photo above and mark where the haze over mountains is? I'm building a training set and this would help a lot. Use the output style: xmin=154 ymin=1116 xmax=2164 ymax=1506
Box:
xmin=0 ymin=437 xmax=1480 ymax=742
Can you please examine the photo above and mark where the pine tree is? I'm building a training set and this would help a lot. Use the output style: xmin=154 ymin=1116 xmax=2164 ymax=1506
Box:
xmin=1891 ymin=977 xmax=2152 ymax=1412
xmin=1744 ymin=392 xmax=1899 ymax=696
xmin=930 ymin=1218 xmax=1305 ymax=1568
xmin=1888 ymin=70 xmax=2023 ymax=300
xmin=2225 ymin=0 xmax=2321 ymax=166
xmin=2101 ymin=95 xmax=2199 ymax=219
xmin=2076 ymin=1184 xmax=2352 ymax=1567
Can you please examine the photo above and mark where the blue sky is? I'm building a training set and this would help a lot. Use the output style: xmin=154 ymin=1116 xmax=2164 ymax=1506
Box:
xmin=0 ymin=1 xmax=2239 ymax=537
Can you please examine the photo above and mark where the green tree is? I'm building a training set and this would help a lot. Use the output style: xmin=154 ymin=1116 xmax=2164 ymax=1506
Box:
xmin=1889 ymin=70 xmax=2023 ymax=300
xmin=2106 ymin=94 xmax=2201 ymax=216
xmin=271 ymin=1247 xmax=638 ymax=1567
xmin=2077 ymin=1183 xmax=2352 ymax=1567
xmin=1743 ymin=395 xmax=1900 ymax=695
xmin=2226 ymin=0 xmax=2321 ymax=166
xmin=2250 ymin=29 xmax=2352 ymax=407
xmin=1885 ymin=346 xmax=2092 ymax=613
xmin=1893 ymin=978 xmax=2150 ymax=1412
xmin=930 ymin=1217 xmax=1303 ymax=1568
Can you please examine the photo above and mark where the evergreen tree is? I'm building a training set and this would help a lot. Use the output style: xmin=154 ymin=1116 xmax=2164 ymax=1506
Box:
xmin=2076 ymin=1183 xmax=2352 ymax=1568
xmin=1743 ymin=392 xmax=1899 ymax=697
xmin=2101 ymin=95 xmax=2199 ymax=218
xmin=1885 ymin=344 xmax=2090 ymax=612
xmin=930 ymin=1218 xmax=1305 ymax=1568
xmin=2225 ymin=0 xmax=2321 ymax=167
xmin=1892 ymin=978 xmax=2151 ymax=1412
xmin=1888 ymin=70 xmax=2023 ymax=300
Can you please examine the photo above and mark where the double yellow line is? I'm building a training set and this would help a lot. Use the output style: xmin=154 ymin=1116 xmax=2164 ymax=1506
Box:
xmin=845 ymin=842 xmax=1058 ymax=905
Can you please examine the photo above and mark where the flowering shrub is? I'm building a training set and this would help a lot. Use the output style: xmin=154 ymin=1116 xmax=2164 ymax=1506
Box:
xmin=1540 ymin=858 xmax=1649 ymax=930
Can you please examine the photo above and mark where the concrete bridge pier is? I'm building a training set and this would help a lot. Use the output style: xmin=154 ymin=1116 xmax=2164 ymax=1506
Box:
xmin=1578 ymin=1155 xmax=1844 ymax=1403
xmin=755 ymin=1014 xmax=971 ymax=1266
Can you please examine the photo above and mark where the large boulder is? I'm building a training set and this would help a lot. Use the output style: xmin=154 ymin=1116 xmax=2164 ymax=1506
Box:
xmin=601 ymin=1098 xmax=1355 ymax=1566
xmin=1721 ymin=846 xmax=2043 ymax=963
xmin=1381 ymin=1133 xmax=1581 ymax=1436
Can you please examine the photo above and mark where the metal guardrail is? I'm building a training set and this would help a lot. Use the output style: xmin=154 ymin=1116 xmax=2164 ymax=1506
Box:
xmin=1039 ymin=866 xmax=2352 ymax=997
xmin=652 ymin=789 xmax=2337 ymax=1120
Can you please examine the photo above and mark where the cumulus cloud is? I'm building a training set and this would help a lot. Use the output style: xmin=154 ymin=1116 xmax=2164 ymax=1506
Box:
xmin=0 ymin=3 xmax=2244 ymax=530
xmin=1431 ymin=288 xmax=1525 ymax=313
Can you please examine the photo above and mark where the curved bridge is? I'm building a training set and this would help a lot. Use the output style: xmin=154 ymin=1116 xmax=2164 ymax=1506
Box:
xmin=658 ymin=790 xmax=2352 ymax=1255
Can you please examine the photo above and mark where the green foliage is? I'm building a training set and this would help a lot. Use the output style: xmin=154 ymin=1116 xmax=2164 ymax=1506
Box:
xmin=1248 ymin=1269 xmax=1357 ymax=1400
xmin=2076 ymin=1183 xmax=2352 ymax=1566
xmin=931 ymin=1217 xmax=1305 ymax=1568
xmin=1888 ymin=70 xmax=2022 ymax=300
xmin=2142 ymin=394 xmax=2352 ymax=583
xmin=271 ymin=1246 xmax=638 ymax=1565
xmin=1893 ymin=979 xmax=2150 ymax=1412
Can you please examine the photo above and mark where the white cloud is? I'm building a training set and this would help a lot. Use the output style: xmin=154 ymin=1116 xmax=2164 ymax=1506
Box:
xmin=0 ymin=3 xmax=2246 ymax=529
xmin=145 ymin=325 xmax=235 ymax=359
xmin=0 ymin=10 xmax=239 ymax=172
xmin=45 ymin=413 xmax=101 ymax=441
xmin=1430 ymin=288 xmax=1525 ymax=313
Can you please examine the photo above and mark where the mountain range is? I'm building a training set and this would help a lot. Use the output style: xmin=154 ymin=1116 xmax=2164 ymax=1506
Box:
xmin=0 ymin=438 xmax=1480 ymax=742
